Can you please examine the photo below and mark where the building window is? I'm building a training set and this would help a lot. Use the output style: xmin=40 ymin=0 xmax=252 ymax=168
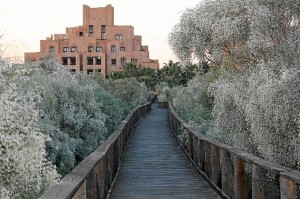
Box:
xmin=70 ymin=57 xmax=76 ymax=65
xmin=111 ymin=59 xmax=116 ymax=65
xmin=63 ymin=47 xmax=69 ymax=52
xmin=131 ymin=59 xmax=137 ymax=63
xmin=121 ymin=58 xmax=126 ymax=66
xmin=111 ymin=45 xmax=116 ymax=53
xmin=96 ymin=47 xmax=102 ymax=52
xmin=79 ymin=32 xmax=83 ymax=36
xmin=70 ymin=69 xmax=76 ymax=72
xmin=49 ymin=46 xmax=54 ymax=53
xmin=101 ymin=25 xmax=106 ymax=40
xmin=96 ymin=57 xmax=101 ymax=65
xmin=71 ymin=46 xmax=77 ymax=52
xmin=115 ymin=34 xmax=123 ymax=40
xmin=95 ymin=69 xmax=101 ymax=73
xmin=120 ymin=47 xmax=125 ymax=51
xmin=101 ymin=25 xmax=106 ymax=33
xmin=62 ymin=57 xmax=68 ymax=65
xmin=88 ymin=46 xmax=94 ymax=52
xmin=87 ymin=69 xmax=93 ymax=76
xmin=87 ymin=57 xmax=93 ymax=65
xmin=89 ymin=25 xmax=93 ymax=37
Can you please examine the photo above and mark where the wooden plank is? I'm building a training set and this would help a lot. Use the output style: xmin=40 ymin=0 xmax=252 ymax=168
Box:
xmin=211 ymin=144 xmax=221 ymax=186
xmin=234 ymin=156 xmax=245 ymax=199
xmin=204 ymin=141 xmax=212 ymax=178
xmin=198 ymin=139 xmax=205 ymax=171
xmin=109 ymin=103 xmax=220 ymax=198
xmin=221 ymin=149 xmax=234 ymax=198
xmin=71 ymin=181 xmax=86 ymax=199
xmin=280 ymin=176 xmax=295 ymax=199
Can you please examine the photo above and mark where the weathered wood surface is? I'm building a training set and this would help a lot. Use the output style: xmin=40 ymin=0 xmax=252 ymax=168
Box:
xmin=109 ymin=104 xmax=220 ymax=199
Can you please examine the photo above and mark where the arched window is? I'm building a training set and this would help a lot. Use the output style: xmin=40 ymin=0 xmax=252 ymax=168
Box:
xmin=131 ymin=58 xmax=137 ymax=63
xmin=49 ymin=46 xmax=54 ymax=53
xmin=111 ymin=45 xmax=116 ymax=53
xmin=96 ymin=46 xmax=102 ymax=52
xmin=71 ymin=46 xmax=77 ymax=52
xmin=88 ymin=46 xmax=94 ymax=52
xmin=115 ymin=34 xmax=123 ymax=40
xmin=121 ymin=58 xmax=126 ymax=66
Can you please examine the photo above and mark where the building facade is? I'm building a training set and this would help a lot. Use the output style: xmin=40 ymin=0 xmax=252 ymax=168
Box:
xmin=24 ymin=4 xmax=159 ymax=76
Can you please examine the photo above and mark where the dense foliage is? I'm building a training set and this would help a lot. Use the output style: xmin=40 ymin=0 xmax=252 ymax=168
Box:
xmin=0 ymin=61 xmax=60 ymax=198
xmin=169 ymin=0 xmax=300 ymax=170
xmin=0 ymin=57 xmax=151 ymax=198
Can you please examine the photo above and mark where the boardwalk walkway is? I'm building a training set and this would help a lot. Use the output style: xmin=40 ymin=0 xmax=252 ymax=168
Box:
xmin=109 ymin=103 xmax=220 ymax=199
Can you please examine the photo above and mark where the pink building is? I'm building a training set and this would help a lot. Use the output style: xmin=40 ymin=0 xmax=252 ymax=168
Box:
xmin=25 ymin=4 xmax=159 ymax=76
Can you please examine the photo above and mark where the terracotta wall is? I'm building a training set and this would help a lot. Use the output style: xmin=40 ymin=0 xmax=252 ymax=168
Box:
xmin=24 ymin=4 xmax=159 ymax=76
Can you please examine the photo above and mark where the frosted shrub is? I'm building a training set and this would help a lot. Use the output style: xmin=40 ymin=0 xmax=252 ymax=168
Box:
xmin=169 ymin=0 xmax=300 ymax=170
xmin=210 ymin=72 xmax=258 ymax=153
xmin=77 ymin=73 xmax=128 ymax=135
xmin=211 ymin=64 xmax=300 ymax=169
xmin=0 ymin=80 xmax=59 ymax=198
xmin=245 ymin=65 xmax=300 ymax=169
xmin=33 ymin=60 xmax=108 ymax=176
xmin=155 ymin=82 xmax=177 ymax=103
xmin=172 ymin=75 xmax=213 ymax=135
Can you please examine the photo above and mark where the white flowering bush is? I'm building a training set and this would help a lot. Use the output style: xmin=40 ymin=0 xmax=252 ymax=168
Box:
xmin=172 ymin=75 xmax=214 ymax=135
xmin=0 ymin=55 xmax=153 ymax=197
xmin=77 ymin=73 xmax=128 ymax=135
xmin=169 ymin=0 xmax=300 ymax=170
xmin=211 ymin=64 xmax=300 ymax=169
xmin=169 ymin=0 xmax=300 ymax=68
xmin=155 ymin=82 xmax=177 ymax=103
xmin=31 ymin=59 xmax=108 ymax=176
xmin=0 ymin=65 xmax=59 ymax=198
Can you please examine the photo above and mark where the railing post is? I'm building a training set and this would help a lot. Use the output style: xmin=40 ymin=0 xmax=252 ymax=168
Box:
xmin=234 ymin=156 xmax=245 ymax=199
xmin=71 ymin=181 xmax=86 ymax=199
xmin=252 ymin=164 xmax=273 ymax=199
xmin=280 ymin=175 xmax=295 ymax=199
xmin=107 ymin=146 xmax=114 ymax=190
xmin=221 ymin=149 xmax=234 ymax=198
xmin=204 ymin=141 xmax=211 ymax=178
xmin=198 ymin=139 xmax=205 ymax=172
xmin=211 ymin=144 xmax=221 ymax=186
xmin=188 ymin=131 xmax=194 ymax=160
xmin=193 ymin=135 xmax=198 ymax=165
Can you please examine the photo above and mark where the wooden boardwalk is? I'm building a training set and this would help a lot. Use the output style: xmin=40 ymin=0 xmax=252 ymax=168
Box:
xmin=109 ymin=103 xmax=220 ymax=199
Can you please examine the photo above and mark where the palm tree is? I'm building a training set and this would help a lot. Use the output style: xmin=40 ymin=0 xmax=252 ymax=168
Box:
xmin=122 ymin=62 xmax=140 ymax=78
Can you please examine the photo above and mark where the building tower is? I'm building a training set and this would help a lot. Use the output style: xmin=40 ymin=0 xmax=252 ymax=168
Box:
xmin=25 ymin=4 xmax=159 ymax=76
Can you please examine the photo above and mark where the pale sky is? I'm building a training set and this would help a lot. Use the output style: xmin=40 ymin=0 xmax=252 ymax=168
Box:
xmin=0 ymin=0 xmax=201 ymax=66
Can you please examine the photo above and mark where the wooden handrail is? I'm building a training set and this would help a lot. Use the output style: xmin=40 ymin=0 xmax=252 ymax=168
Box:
xmin=168 ymin=102 xmax=300 ymax=199
xmin=40 ymin=102 xmax=152 ymax=199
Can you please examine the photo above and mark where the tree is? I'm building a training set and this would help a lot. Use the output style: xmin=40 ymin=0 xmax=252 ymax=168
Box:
xmin=160 ymin=60 xmax=183 ymax=86
xmin=169 ymin=0 xmax=300 ymax=70
xmin=122 ymin=62 xmax=140 ymax=78
xmin=0 ymin=32 xmax=23 ymax=65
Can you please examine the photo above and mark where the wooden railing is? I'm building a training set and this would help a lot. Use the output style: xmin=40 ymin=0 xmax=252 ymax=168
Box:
xmin=40 ymin=102 xmax=152 ymax=199
xmin=168 ymin=103 xmax=300 ymax=199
